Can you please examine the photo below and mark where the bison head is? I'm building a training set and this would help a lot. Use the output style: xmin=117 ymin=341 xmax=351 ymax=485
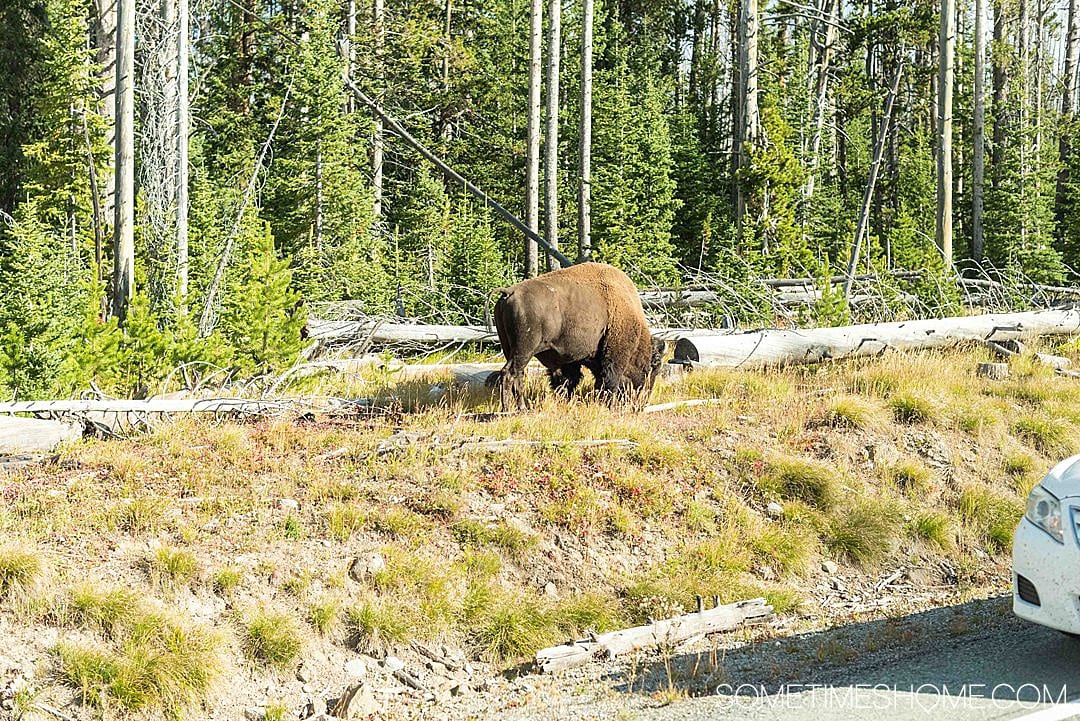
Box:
xmin=646 ymin=337 xmax=666 ymax=389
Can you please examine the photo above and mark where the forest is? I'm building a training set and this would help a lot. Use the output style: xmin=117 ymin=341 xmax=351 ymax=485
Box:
xmin=1 ymin=0 xmax=1079 ymax=399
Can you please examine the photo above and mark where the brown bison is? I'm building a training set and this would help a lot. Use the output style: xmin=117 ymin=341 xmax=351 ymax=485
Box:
xmin=488 ymin=262 xmax=665 ymax=411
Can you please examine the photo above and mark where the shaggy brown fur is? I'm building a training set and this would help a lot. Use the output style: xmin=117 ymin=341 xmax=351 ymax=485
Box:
xmin=487 ymin=262 xmax=664 ymax=411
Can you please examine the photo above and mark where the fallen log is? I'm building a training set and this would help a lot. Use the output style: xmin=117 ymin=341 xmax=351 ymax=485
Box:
xmin=0 ymin=417 xmax=83 ymax=454
xmin=0 ymin=398 xmax=293 ymax=415
xmin=535 ymin=597 xmax=772 ymax=673
xmin=673 ymin=309 xmax=1080 ymax=369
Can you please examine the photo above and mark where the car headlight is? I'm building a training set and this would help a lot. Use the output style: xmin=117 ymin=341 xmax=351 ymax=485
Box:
xmin=1025 ymin=485 xmax=1063 ymax=544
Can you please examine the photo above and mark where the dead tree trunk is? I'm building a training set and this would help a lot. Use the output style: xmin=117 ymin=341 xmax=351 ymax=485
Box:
xmin=372 ymin=0 xmax=385 ymax=218
xmin=674 ymin=309 xmax=1080 ymax=369
xmin=93 ymin=0 xmax=117 ymax=224
xmin=177 ymin=0 xmax=190 ymax=306
xmin=844 ymin=60 xmax=903 ymax=295
xmin=525 ymin=0 xmax=542 ymax=277
xmin=543 ymin=0 xmax=561 ymax=272
xmin=973 ymin=0 xmax=986 ymax=261
xmin=991 ymin=0 xmax=1008 ymax=191
xmin=1057 ymin=0 xmax=1079 ymax=238
xmin=937 ymin=0 xmax=955 ymax=265
xmin=577 ymin=0 xmax=593 ymax=261
xmin=111 ymin=0 xmax=136 ymax=320
xmin=803 ymin=0 xmax=838 ymax=200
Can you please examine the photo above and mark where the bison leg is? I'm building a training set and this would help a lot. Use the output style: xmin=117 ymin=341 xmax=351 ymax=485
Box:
xmin=548 ymin=363 xmax=584 ymax=399
xmin=498 ymin=362 xmax=528 ymax=412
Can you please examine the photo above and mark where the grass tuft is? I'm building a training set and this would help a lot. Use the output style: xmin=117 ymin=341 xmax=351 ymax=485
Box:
xmin=67 ymin=584 xmax=139 ymax=636
xmin=889 ymin=392 xmax=938 ymax=424
xmin=907 ymin=511 xmax=953 ymax=550
xmin=242 ymin=608 xmax=303 ymax=669
xmin=1012 ymin=416 xmax=1076 ymax=457
xmin=0 ymin=545 xmax=41 ymax=600
xmin=825 ymin=502 xmax=899 ymax=566
xmin=306 ymin=596 xmax=341 ymax=636
xmin=759 ymin=456 xmax=838 ymax=511
xmin=884 ymin=461 xmax=932 ymax=495
xmin=823 ymin=395 xmax=881 ymax=429
xmin=958 ymin=486 xmax=1023 ymax=554
xmin=148 ymin=546 xmax=199 ymax=588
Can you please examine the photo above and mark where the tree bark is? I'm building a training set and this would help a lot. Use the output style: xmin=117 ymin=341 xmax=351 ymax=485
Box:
xmin=991 ymin=0 xmax=1008 ymax=190
xmin=734 ymin=0 xmax=759 ymax=240
xmin=93 ymin=0 xmax=117 ymax=224
xmin=111 ymin=0 xmax=136 ymax=320
xmin=577 ymin=0 xmax=593 ymax=261
xmin=1057 ymin=0 xmax=1079 ymax=238
xmin=973 ymin=0 xmax=986 ymax=261
xmin=525 ymin=0 xmax=542 ymax=277
xmin=673 ymin=309 xmax=1080 ymax=369
xmin=803 ymin=0 xmax=838 ymax=199
xmin=936 ymin=0 xmax=955 ymax=265
xmin=543 ymin=0 xmax=561 ymax=272
xmin=177 ymin=0 xmax=190 ymax=307
xmin=372 ymin=0 xmax=385 ymax=218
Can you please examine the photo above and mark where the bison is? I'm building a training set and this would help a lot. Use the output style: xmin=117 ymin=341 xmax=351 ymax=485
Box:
xmin=488 ymin=262 xmax=665 ymax=411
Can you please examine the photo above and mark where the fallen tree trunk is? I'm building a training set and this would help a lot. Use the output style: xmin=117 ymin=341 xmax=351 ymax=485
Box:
xmin=0 ymin=417 xmax=83 ymax=454
xmin=0 ymin=399 xmax=292 ymax=415
xmin=535 ymin=597 xmax=772 ymax=673
xmin=673 ymin=309 xmax=1080 ymax=368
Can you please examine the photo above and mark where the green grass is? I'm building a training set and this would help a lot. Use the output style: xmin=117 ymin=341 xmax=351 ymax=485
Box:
xmin=115 ymin=497 xmax=167 ymax=535
xmin=67 ymin=584 xmax=139 ymax=635
xmin=242 ymin=609 xmax=303 ymax=669
xmin=211 ymin=566 xmax=243 ymax=595
xmin=468 ymin=594 xmax=559 ymax=663
xmin=889 ymin=392 xmax=938 ymax=424
xmin=148 ymin=546 xmax=199 ymax=588
xmin=749 ymin=524 xmax=816 ymax=576
xmin=959 ymin=486 xmax=1024 ymax=553
xmin=823 ymin=395 xmax=881 ymax=429
xmin=684 ymin=499 xmax=718 ymax=535
xmin=884 ymin=461 xmax=932 ymax=495
xmin=0 ymin=545 xmax=41 ymax=599
xmin=1012 ymin=416 xmax=1076 ymax=456
xmin=759 ymin=456 xmax=838 ymax=511
xmin=451 ymin=519 xmax=537 ymax=557
xmin=326 ymin=503 xmax=366 ymax=542
xmin=347 ymin=597 xmax=416 ymax=648
xmin=306 ymin=596 xmax=341 ymax=636
xmin=55 ymin=614 xmax=221 ymax=718
xmin=1003 ymin=452 xmax=1037 ymax=477
xmin=907 ymin=511 xmax=953 ymax=550
xmin=825 ymin=502 xmax=899 ymax=566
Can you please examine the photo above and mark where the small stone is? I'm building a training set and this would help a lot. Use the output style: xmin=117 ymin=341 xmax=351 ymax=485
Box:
xmin=302 ymin=683 xmax=312 ymax=694
xmin=297 ymin=662 xmax=314 ymax=683
xmin=277 ymin=498 xmax=300 ymax=511
xmin=382 ymin=656 xmax=405 ymax=673
xmin=243 ymin=707 xmax=266 ymax=721
xmin=344 ymin=658 xmax=367 ymax=678
xmin=822 ymin=560 xmax=838 ymax=575
xmin=349 ymin=553 xmax=385 ymax=583
xmin=426 ymin=661 xmax=447 ymax=675
xmin=450 ymin=681 xmax=469 ymax=697
xmin=765 ymin=502 xmax=784 ymax=518
xmin=433 ymin=686 xmax=453 ymax=704
xmin=543 ymin=581 xmax=557 ymax=597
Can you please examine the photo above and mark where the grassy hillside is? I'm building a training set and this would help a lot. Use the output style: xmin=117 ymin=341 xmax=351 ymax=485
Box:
xmin=2 ymin=342 xmax=1077 ymax=719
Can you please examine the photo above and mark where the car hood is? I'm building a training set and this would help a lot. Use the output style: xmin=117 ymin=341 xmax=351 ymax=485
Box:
xmin=1039 ymin=454 xmax=1080 ymax=500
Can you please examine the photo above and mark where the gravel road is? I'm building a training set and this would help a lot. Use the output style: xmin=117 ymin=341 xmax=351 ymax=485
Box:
xmin=479 ymin=594 xmax=1080 ymax=721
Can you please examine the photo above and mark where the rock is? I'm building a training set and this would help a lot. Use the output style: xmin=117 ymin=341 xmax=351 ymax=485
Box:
xmin=243 ymin=707 xmax=266 ymax=721
xmin=348 ymin=553 xmax=385 ymax=584
xmin=296 ymin=662 xmax=315 ymax=683
xmin=765 ymin=502 xmax=784 ymax=518
xmin=277 ymin=498 xmax=300 ymax=511
xmin=757 ymin=564 xmax=777 ymax=581
xmin=822 ymin=560 xmax=838 ymax=575
xmin=330 ymin=683 xmax=380 ymax=719
xmin=433 ymin=685 xmax=453 ymax=704
xmin=543 ymin=581 xmax=557 ymax=597
xmin=344 ymin=658 xmax=367 ymax=678
xmin=450 ymin=680 xmax=469 ymax=697
xmin=426 ymin=660 xmax=447 ymax=675
xmin=382 ymin=656 xmax=404 ymax=673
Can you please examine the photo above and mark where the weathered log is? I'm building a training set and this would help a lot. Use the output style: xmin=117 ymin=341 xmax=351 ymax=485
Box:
xmin=0 ymin=399 xmax=291 ymax=415
xmin=673 ymin=310 xmax=1080 ymax=369
xmin=0 ymin=417 xmax=83 ymax=454
xmin=535 ymin=597 xmax=772 ymax=673
xmin=977 ymin=362 xmax=1009 ymax=380
xmin=642 ymin=399 xmax=725 ymax=414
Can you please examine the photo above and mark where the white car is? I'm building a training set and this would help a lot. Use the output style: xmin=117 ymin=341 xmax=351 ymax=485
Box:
xmin=1013 ymin=454 xmax=1080 ymax=636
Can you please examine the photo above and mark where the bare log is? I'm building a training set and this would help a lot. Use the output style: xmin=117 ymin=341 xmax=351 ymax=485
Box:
xmin=642 ymin=399 xmax=725 ymax=414
xmin=0 ymin=417 xmax=84 ymax=454
xmin=535 ymin=597 xmax=772 ymax=673
xmin=673 ymin=310 xmax=1080 ymax=369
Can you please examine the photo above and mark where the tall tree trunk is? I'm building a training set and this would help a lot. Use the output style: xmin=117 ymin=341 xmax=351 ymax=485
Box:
xmin=177 ymin=0 xmax=189 ymax=307
xmin=443 ymin=0 xmax=452 ymax=90
xmin=543 ymin=0 xmax=561 ymax=272
xmin=936 ymin=0 xmax=955 ymax=265
xmin=1018 ymin=0 xmax=1028 ymax=246
xmin=112 ymin=0 xmax=135 ymax=320
xmin=372 ymin=0 xmax=385 ymax=218
xmin=729 ymin=0 xmax=742 ymax=210
xmin=734 ymin=0 xmax=759 ymax=241
xmin=803 ymin=0 xmax=837 ymax=199
xmin=577 ymin=0 xmax=592 ymax=261
xmin=345 ymin=0 xmax=356 ymax=113
xmin=525 ymin=0 xmax=542 ymax=277
xmin=991 ymin=0 xmax=1008 ymax=190
xmin=94 ymin=0 xmax=117 ymax=224
xmin=973 ymin=0 xmax=987 ymax=261
xmin=1057 ymin=0 xmax=1079 ymax=238
xmin=845 ymin=60 xmax=904 ymax=294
